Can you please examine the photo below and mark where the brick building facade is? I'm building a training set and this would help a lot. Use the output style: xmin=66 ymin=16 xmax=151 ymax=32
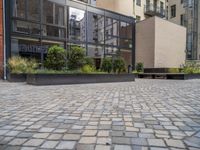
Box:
xmin=0 ymin=0 xmax=3 ymax=78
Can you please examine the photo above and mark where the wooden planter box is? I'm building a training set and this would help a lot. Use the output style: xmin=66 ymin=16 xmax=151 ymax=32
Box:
xmin=7 ymin=73 xmax=27 ymax=82
xmin=26 ymin=74 xmax=135 ymax=85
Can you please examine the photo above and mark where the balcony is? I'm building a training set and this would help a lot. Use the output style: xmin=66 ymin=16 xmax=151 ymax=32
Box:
xmin=144 ymin=4 xmax=165 ymax=18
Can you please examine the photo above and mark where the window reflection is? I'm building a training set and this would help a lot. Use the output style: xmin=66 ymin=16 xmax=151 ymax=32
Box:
xmin=69 ymin=7 xmax=86 ymax=42
xmin=87 ymin=12 xmax=104 ymax=44
xmin=13 ymin=0 xmax=25 ymax=18
xmin=28 ymin=0 xmax=40 ymax=21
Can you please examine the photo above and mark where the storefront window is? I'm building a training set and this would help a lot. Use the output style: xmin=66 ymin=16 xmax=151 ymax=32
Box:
xmin=69 ymin=7 xmax=86 ymax=42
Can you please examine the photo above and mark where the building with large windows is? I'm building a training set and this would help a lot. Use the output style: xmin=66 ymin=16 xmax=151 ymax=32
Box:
xmin=0 ymin=0 xmax=135 ymax=79
xmin=166 ymin=0 xmax=200 ymax=60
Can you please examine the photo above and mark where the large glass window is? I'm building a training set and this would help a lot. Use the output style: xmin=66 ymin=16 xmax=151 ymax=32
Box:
xmin=69 ymin=7 xmax=86 ymax=42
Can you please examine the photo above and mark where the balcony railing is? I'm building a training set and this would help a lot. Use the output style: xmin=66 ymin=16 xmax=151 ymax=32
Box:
xmin=144 ymin=4 xmax=165 ymax=18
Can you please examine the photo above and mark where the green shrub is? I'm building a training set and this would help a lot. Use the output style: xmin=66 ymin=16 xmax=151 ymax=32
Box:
xmin=8 ymin=56 xmax=28 ymax=73
xmin=136 ymin=62 xmax=144 ymax=73
xmin=168 ymin=68 xmax=180 ymax=73
xmin=81 ymin=65 xmax=95 ymax=73
xmin=8 ymin=56 xmax=39 ymax=74
xmin=84 ymin=57 xmax=95 ymax=67
xmin=182 ymin=62 xmax=200 ymax=74
xmin=113 ymin=57 xmax=126 ymax=74
xmin=45 ymin=45 xmax=66 ymax=70
xmin=101 ymin=57 xmax=112 ymax=73
xmin=67 ymin=46 xmax=85 ymax=70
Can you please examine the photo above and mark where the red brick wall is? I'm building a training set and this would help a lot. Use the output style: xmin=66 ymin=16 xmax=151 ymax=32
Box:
xmin=0 ymin=0 xmax=3 ymax=78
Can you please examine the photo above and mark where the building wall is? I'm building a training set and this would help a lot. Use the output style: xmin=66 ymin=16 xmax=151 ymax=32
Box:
xmin=166 ymin=0 xmax=185 ymax=25
xmin=96 ymin=0 xmax=133 ymax=17
xmin=0 ymin=0 xmax=3 ymax=78
xmin=154 ymin=17 xmax=186 ymax=68
xmin=136 ymin=17 xmax=186 ymax=68
xmin=96 ymin=0 xmax=166 ymax=21
xmin=136 ymin=17 xmax=155 ymax=68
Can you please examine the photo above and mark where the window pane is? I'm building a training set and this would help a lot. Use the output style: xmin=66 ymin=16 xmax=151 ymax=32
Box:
xmin=13 ymin=0 xmax=25 ymax=18
xmin=42 ymin=25 xmax=65 ymax=38
xmin=28 ymin=0 xmax=40 ymax=21
xmin=87 ymin=12 xmax=104 ymax=44
xmin=12 ymin=20 xmax=41 ymax=35
xmin=43 ymin=0 xmax=54 ymax=24
xmin=55 ymin=4 xmax=65 ymax=25
xmin=69 ymin=7 xmax=86 ymax=42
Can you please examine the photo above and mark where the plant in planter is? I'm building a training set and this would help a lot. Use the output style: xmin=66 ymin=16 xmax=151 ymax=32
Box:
xmin=182 ymin=62 xmax=200 ymax=74
xmin=81 ymin=65 xmax=95 ymax=73
xmin=45 ymin=45 xmax=67 ymax=70
xmin=7 ymin=56 xmax=39 ymax=82
xmin=67 ymin=46 xmax=85 ymax=70
xmin=136 ymin=62 xmax=144 ymax=73
xmin=101 ymin=57 xmax=112 ymax=73
xmin=113 ymin=57 xmax=126 ymax=74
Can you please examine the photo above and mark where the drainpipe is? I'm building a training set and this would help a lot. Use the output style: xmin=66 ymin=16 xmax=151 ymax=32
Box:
xmin=3 ymin=0 xmax=6 ymax=80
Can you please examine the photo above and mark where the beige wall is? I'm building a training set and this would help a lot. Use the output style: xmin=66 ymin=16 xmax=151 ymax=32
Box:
xmin=136 ymin=17 xmax=155 ymax=68
xmin=96 ymin=0 xmax=166 ymax=20
xmin=136 ymin=17 xmax=186 ymax=68
xmin=96 ymin=0 xmax=133 ymax=17
xmin=154 ymin=17 xmax=186 ymax=68
xmin=166 ymin=0 xmax=185 ymax=25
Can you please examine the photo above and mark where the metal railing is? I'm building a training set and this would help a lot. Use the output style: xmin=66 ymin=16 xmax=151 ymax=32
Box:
xmin=144 ymin=4 xmax=165 ymax=18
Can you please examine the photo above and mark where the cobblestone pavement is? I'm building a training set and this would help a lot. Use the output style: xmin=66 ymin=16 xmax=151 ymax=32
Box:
xmin=0 ymin=79 xmax=200 ymax=150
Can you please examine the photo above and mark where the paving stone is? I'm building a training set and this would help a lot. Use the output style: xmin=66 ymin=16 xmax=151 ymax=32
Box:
xmin=112 ymin=137 xmax=131 ymax=145
xmin=114 ymin=145 xmax=132 ymax=150
xmin=97 ymin=131 xmax=109 ymax=137
xmin=148 ymin=139 xmax=166 ymax=147
xmin=41 ymin=141 xmax=59 ymax=149
xmin=8 ymin=138 xmax=28 ymax=146
xmin=76 ymin=144 xmax=95 ymax=150
xmin=79 ymin=137 xmax=97 ymax=144
xmin=97 ymin=138 xmax=112 ymax=145
xmin=63 ymin=134 xmax=80 ymax=140
xmin=23 ymin=139 xmax=44 ymax=147
xmin=165 ymin=139 xmax=185 ymax=148
xmin=82 ymin=130 xmax=97 ymax=136
xmin=131 ymin=137 xmax=148 ymax=146
xmin=47 ymin=134 xmax=63 ymax=140
xmin=56 ymin=141 xmax=76 ymax=149
xmin=32 ymin=133 xmax=49 ymax=139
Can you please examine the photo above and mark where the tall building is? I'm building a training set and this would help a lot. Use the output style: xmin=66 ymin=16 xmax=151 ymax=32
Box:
xmin=167 ymin=0 xmax=200 ymax=60
xmin=96 ymin=0 xmax=166 ymax=21
xmin=0 ymin=0 xmax=135 ymax=79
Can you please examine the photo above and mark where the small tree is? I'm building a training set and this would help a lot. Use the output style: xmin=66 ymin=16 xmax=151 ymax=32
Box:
xmin=136 ymin=62 xmax=144 ymax=73
xmin=101 ymin=57 xmax=112 ymax=73
xmin=45 ymin=45 xmax=66 ymax=70
xmin=67 ymin=46 xmax=85 ymax=70
xmin=113 ymin=57 xmax=126 ymax=74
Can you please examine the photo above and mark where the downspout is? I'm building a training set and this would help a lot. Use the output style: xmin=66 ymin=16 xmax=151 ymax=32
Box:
xmin=3 ymin=0 xmax=6 ymax=80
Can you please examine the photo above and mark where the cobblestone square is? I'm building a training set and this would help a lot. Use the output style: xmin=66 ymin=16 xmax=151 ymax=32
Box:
xmin=0 ymin=79 xmax=200 ymax=150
